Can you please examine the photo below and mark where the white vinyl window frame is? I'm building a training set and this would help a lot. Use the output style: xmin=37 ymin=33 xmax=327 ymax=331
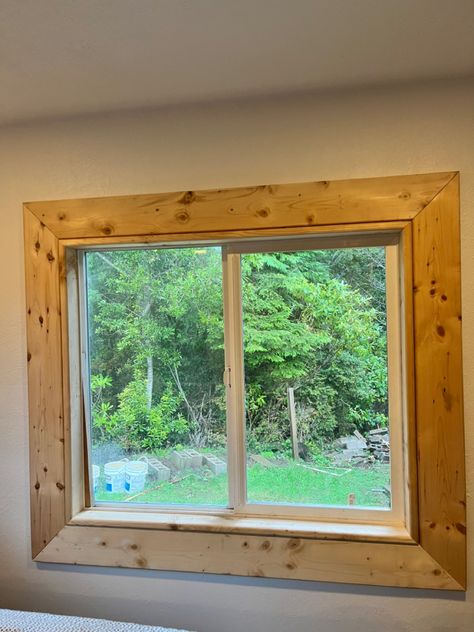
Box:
xmin=77 ymin=230 xmax=405 ymax=528
xmin=223 ymin=232 xmax=405 ymax=526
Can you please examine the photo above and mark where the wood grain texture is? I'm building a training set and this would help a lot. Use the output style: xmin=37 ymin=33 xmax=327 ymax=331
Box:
xmin=36 ymin=525 xmax=461 ymax=590
xmin=400 ymin=224 xmax=419 ymax=541
xmin=412 ymin=174 xmax=466 ymax=587
xmin=69 ymin=508 xmax=413 ymax=543
xmin=23 ymin=172 xmax=465 ymax=589
xmin=58 ymin=221 xmax=408 ymax=248
xmin=25 ymin=172 xmax=455 ymax=240
xmin=24 ymin=209 xmax=66 ymax=556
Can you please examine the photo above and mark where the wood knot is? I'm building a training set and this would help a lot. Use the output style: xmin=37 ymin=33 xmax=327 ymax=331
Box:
xmin=441 ymin=294 xmax=447 ymax=302
xmin=179 ymin=191 xmax=196 ymax=205
xmin=286 ymin=562 xmax=296 ymax=570
xmin=34 ymin=481 xmax=40 ymax=490
xmin=135 ymin=556 xmax=147 ymax=568
xmin=257 ymin=208 xmax=270 ymax=218
xmin=47 ymin=250 xmax=55 ymax=262
xmin=58 ymin=213 xmax=66 ymax=221
xmin=433 ymin=568 xmax=442 ymax=576
xmin=260 ymin=540 xmax=271 ymax=551
xmin=437 ymin=325 xmax=445 ymax=337
xmin=101 ymin=224 xmax=114 ymax=236
xmin=398 ymin=191 xmax=411 ymax=200
xmin=38 ymin=315 xmax=44 ymax=326
xmin=56 ymin=481 xmax=65 ymax=491
xmin=306 ymin=214 xmax=315 ymax=224
xmin=286 ymin=538 xmax=302 ymax=550
xmin=43 ymin=466 xmax=48 ymax=473
xmin=27 ymin=352 xmax=32 ymax=362
xmin=175 ymin=210 xmax=190 ymax=224
xmin=34 ymin=241 xmax=41 ymax=252
xmin=242 ymin=541 xmax=249 ymax=549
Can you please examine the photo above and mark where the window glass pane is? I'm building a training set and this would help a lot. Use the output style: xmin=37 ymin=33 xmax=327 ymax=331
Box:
xmin=85 ymin=247 xmax=228 ymax=506
xmin=241 ymin=246 xmax=391 ymax=509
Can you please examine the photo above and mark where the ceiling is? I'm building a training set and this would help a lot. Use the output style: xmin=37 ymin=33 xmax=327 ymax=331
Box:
xmin=1 ymin=0 xmax=473 ymax=126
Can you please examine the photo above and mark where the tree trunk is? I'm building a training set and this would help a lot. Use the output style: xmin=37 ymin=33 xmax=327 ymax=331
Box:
xmin=141 ymin=284 xmax=153 ymax=412
xmin=146 ymin=355 xmax=153 ymax=412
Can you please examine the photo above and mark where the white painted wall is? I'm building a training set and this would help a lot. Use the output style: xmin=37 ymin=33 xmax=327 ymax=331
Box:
xmin=0 ymin=78 xmax=473 ymax=632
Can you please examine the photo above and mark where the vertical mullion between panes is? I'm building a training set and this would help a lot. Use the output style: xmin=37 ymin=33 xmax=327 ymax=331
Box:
xmin=222 ymin=248 xmax=247 ymax=511
xmin=385 ymin=244 xmax=405 ymax=524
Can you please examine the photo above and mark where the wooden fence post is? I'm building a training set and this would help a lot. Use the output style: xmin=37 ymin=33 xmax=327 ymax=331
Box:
xmin=287 ymin=387 xmax=299 ymax=459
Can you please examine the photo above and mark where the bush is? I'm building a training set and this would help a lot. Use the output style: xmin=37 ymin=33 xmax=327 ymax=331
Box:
xmin=92 ymin=373 xmax=189 ymax=452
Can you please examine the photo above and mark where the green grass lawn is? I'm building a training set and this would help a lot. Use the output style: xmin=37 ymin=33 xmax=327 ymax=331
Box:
xmin=95 ymin=462 xmax=390 ymax=509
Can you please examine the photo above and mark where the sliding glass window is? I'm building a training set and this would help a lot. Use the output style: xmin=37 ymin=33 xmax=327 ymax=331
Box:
xmin=81 ymin=233 xmax=404 ymax=523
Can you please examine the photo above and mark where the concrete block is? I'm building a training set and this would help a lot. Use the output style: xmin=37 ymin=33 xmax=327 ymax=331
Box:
xmin=171 ymin=450 xmax=192 ymax=470
xmin=147 ymin=457 xmax=171 ymax=481
xmin=204 ymin=455 xmax=227 ymax=476
xmin=186 ymin=449 xmax=203 ymax=468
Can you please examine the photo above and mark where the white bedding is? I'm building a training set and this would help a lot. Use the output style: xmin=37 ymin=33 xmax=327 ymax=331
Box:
xmin=0 ymin=609 xmax=192 ymax=632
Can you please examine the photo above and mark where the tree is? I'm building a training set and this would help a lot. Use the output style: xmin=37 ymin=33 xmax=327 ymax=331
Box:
xmin=87 ymin=247 xmax=225 ymax=449
xmin=86 ymin=245 xmax=388 ymax=453
xmin=240 ymin=250 xmax=387 ymax=446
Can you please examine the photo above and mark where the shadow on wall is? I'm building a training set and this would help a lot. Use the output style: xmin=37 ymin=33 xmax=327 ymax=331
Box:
xmin=1 ymin=571 xmax=469 ymax=632
xmin=35 ymin=561 xmax=466 ymax=601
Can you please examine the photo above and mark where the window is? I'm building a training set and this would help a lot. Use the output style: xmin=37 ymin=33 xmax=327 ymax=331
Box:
xmin=84 ymin=245 xmax=228 ymax=508
xmin=82 ymin=236 xmax=402 ymax=523
xmin=24 ymin=172 xmax=466 ymax=589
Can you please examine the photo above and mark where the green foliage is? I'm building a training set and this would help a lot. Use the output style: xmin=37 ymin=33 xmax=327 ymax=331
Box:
xmin=90 ymin=374 xmax=115 ymax=441
xmin=109 ymin=376 xmax=188 ymax=452
xmin=87 ymin=245 xmax=388 ymax=454
xmin=240 ymin=250 xmax=387 ymax=442
xmin=87 ymin=247 xmax=225 ymax=448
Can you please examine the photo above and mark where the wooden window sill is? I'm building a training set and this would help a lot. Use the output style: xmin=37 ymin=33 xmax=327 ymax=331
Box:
xmin=70 ymin=508 xmax=413 ymax=544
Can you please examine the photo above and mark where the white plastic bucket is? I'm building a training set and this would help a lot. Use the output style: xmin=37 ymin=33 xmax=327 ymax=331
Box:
xmin=92 ymin=464 xmax=100 ymax=492
xmin=104 ymin=461 xmax=125 ymax=493
xmin=125 ymin=460 xmax=148 ymax=494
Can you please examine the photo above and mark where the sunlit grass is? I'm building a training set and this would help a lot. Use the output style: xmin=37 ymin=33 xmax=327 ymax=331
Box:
xmin=95 ymin=462 xmax=390 ymax=509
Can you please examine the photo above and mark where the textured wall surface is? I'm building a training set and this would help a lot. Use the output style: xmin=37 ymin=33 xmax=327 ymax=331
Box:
xmin=0 ymin=78 xmax=473 ymax=631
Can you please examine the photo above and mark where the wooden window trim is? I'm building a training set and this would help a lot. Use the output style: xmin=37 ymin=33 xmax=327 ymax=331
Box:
xmin=24 ymin=172 xmax=466 ymax=589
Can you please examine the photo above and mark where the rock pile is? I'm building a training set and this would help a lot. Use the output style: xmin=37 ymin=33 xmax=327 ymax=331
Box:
xmin=331 ymin=427 xmax=390 ymax=466
xmin=365 ymin=428 xmax=390 ymax=463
